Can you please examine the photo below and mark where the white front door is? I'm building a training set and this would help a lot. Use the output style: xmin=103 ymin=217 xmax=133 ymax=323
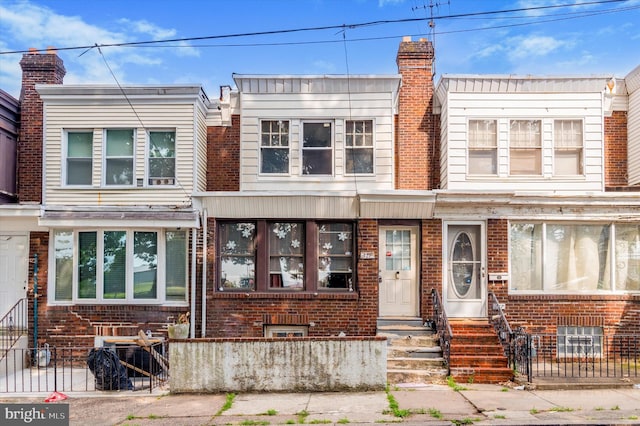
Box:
xmin=444 ymin=223 xmax=486 ymax=318
xmin=379 ymin=226 xmax=419 ymax=317
xmin=0 ymin=234 xmax=28 ymax=321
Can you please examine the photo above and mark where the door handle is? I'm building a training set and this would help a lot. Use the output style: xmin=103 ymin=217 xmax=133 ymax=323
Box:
xmin=395 ymin=271 xmax=400 ymax=280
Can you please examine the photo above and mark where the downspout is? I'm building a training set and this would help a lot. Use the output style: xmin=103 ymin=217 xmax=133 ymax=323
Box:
xmin=190 ymin=228 xmax=197 ymax=338
xmin=201 ymin=209 xmax=207 ymax=337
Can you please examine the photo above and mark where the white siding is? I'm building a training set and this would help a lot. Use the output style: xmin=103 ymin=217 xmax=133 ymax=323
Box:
xmin=628 ymin=90 xmax=640 ymax=185
xmin=43 ymin=103 xmax=196 ymax=206
xmin=238 ymin=92 xmax=397 ymax=192
xmin=441 ymin=92 xmax=604 ymax=192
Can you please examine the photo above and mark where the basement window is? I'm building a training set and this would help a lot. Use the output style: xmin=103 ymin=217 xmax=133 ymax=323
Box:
xmin=556 ymin=326 xmax=603 ymax=358
xmin=264 ymin=325 xmax=308 ymax=337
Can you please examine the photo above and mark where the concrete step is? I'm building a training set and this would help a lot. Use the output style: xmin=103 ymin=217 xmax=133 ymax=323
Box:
xmin=380 ymin=333 xmax=439 ymax=347
xmin=388 ymin=345 xmax=442 ymax=359
xmin=387 ymin=367 xmax=449 ymax=385
xmin=388 ymin=357 xmax=446 ymax=370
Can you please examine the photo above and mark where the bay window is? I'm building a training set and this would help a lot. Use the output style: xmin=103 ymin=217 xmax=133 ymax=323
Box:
xmin=218 ymin=220 xmax=354 ymax=292
xmin=510 ymin=222 xmax=640 ymax=293
xmin=65 ymin=131 xmax=93 ymax=185
xmin=345 ymin=120 xmax=374 ymax=174
xmin=260 ymin=120 xmax=290 ymax=174
xmin=302 ymin=121 xmax=332 ymax=175
xmin=51 ymin=229 xmax=187 ymax=303
xmin=105 ymin=129 xmax=134 ymax=185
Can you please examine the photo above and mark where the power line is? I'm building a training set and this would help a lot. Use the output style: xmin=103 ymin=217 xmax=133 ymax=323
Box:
xmin=0 ymin=0 xmax=628 ymax=55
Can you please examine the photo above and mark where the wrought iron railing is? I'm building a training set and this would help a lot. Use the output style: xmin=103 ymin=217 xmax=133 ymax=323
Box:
xmin=0 ymin=298 xmax=28 ymax=357
xmin=0 ymin=342 xmax=168 ymax=393
xmin=488 ymin=292 xmax=513 ymax=360
xmin=431 ymin=288 xmax=452 ymax=371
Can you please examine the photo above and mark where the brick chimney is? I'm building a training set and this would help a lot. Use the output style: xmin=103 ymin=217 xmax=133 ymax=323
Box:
xmin=395 ymin=36 xmax=436 ymax=190
xmin=18 ymin=47 xmax=65 ymax=203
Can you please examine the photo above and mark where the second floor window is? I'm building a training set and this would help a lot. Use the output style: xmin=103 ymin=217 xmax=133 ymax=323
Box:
xmin=345 ymin=120 xmax=374 ymax=174
xmin=66 ymin=131 xmax=93 ymax=185
xmin=148 ymin=130 xmax=176 ymax=185
xmin=302 ymin=121 xmax=332 ymax=175
xmin=554 ymin=120 xmax=583 ymax=175
xmin=105 ymin=129 xmax=134 ymax=185
xmin=260 ymin=120 xmax=289 ymax=174
xmin=468 ymin=120 xmax=497 ymax=175
xmin=509 ymin=120 xmax=542 ymax=175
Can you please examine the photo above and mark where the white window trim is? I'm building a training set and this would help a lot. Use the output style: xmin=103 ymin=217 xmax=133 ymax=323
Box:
xmin=300 ymin=120 xmax=334 ymax=177
xmin=102 ymin=128 xmax=136 ymax=187
xmin=552 ymin=119 xmax=585 ymax=177
xmin=508 ymin=221 xmax=640 ymax=295
xmin=264 ymin=325 xmax=308 ymax=337
xmin=258 ymin=119 xmax=291 ymax=176
xmin=62 ymin=129 xmax=94 ymax=187
xmin=467 ymin=118 xmax=498 ymax=177
xmin=146 ymin=129 xmax=177 ymax=187
xmin=48 ymin=228 xmax=188 ymax=306
xmin=344 ymin=118 xmax=376 ymax=176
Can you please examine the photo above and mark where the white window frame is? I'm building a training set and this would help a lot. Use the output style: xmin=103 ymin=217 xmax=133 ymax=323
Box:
xmin=467 ymin=119 xmax=498 ymax=176
xmin=259 ymin=120 xmax=290 ymax=175
xmin=63 ymin=129 xmax=94 ymax=187
xmin=509 ymin=221 xmax=640 ymax=294
xmin=147 ymin=129 xmax=177 ymax=186
xmin=48 ymin=228 xmax=188 ymax=305
xmin=301 ymin=120 xmax=334 ymax=176
xmin=553 ymin=119 xmax=584 ymax=176
xmin=103 ymin=128 xmax=136 ymax=187
xmin=344 ymin=119 xmax=375 ymax=175
xmin=509 ymin=119 xmax=542 ymax=176
xmin=264 ymin=325 xmax=308 ymax=337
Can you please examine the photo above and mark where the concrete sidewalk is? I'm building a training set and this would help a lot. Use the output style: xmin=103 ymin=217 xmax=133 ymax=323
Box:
xmin=1 ymin=383 xmax=640 ymax=425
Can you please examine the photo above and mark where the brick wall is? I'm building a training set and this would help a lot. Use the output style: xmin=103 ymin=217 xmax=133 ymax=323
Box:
xmin=395 ymin=37 xmax=435 ymax=190
xmin=421 ymin=219 xmax=442 ymax=318
xmin=604 ymin=110 xmax=628 ymax=188
xmin=18 ymin=51 xmax=65 ymax=203
xmin=207 ymin=114 xmax=240 ymax=191
xmin=205 ymin=218 xmax=379 ymax=337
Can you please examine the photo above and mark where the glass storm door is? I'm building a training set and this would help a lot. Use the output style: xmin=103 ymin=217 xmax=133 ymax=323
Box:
xmin=379 ymin=227 xmax=419 ymax=317
xmin=444 ymin=224 xmax=486 ymax=318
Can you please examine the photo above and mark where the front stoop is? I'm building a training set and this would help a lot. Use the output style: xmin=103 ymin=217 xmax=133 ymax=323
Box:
xmin=449 ymin=319 xmax=514 ymax=384
xmin=377 ymin=318 xmax=448 ymax=385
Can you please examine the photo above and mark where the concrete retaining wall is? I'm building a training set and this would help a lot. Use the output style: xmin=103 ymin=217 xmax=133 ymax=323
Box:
xmin=169 ymin=337 xmax=387 ymax=393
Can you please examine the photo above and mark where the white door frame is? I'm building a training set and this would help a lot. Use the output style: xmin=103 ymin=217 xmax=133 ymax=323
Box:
xmin=442 ymin=221 xmax=487 ymax=318
xmin=0 ymin=233 xmax=29 ymax=324
xmin=378 ymin=225 xmax=420 ymax=317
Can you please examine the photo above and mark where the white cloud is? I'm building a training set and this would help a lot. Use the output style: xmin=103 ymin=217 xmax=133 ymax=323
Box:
xmin=0 ymin=1 xmax=200 ymax=97
xmin=507 ymin=35 xmax=568 ymax=60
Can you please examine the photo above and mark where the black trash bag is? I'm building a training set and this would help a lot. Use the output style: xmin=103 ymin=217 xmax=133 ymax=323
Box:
xmin=86 ymin=347 xmax=134 ymax=391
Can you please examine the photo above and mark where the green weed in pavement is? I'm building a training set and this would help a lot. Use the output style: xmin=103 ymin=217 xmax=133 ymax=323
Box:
xmin=216 ymin=393 xmax=236 ymax=416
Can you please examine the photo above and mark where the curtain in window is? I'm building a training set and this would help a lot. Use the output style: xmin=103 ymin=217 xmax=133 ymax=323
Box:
xmin=468 ymin=120 xmax=497 ymax=174
xmin=510 ymin=223 xmax=543 ymax=290
xmin=615 ymin=225 xmax=640 ymax=291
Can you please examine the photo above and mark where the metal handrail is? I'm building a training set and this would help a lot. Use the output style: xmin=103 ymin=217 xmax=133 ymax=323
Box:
xmin=431 ymin=288 xmax=452 ymax=370
xmin=488 ymin=292 xmax=513 ymax=354
xmin=0 ymin=298 xmax=28 ymax=357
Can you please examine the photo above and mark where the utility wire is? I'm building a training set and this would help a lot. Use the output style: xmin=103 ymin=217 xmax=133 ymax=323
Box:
xmin=0 ymin=0 xmax=629 ymax=55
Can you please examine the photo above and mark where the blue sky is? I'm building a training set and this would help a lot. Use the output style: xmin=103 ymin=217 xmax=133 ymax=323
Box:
xmin=1 ymin=0 xmax=639 ymax=99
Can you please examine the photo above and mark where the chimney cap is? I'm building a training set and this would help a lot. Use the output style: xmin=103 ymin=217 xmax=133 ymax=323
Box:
xmin=46 ymin=46 xmax=57 ymax=54
xmin=402 ymin=36 xmax=412 ymax=42
xmin=28 ymin=47 xmax=38 ymax=54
